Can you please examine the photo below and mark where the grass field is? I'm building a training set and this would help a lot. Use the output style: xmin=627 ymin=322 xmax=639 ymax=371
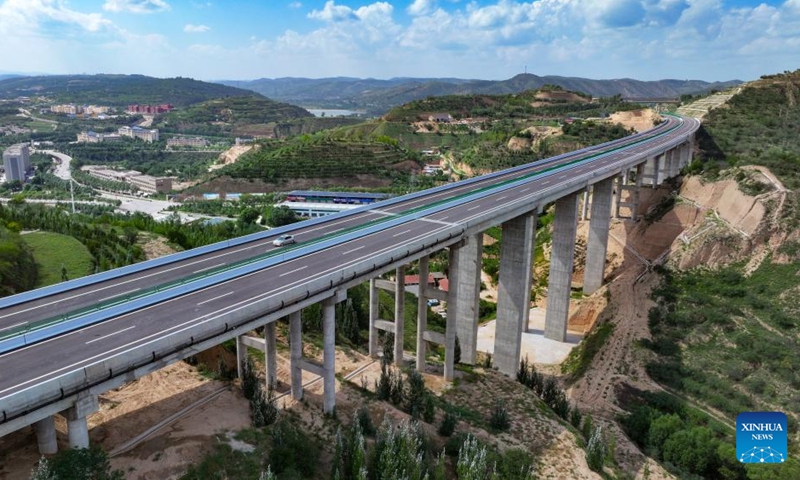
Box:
xmin=22 ymin=232 xmax=93 ymax=287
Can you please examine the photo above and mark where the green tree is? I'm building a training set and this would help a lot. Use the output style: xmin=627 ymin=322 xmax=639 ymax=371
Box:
xmin=47 ymin=446 xmax=124 ymax=480
xmin=30 ymin=457 xmax=57 ymax=480
xmin=585 ymin=425 xmax=606 ymax=473
xmin=457 ymin=435 xmax=496 ymax=480
xmin=662 ymin=426 xmax=718 ymax=476
xmin=266 ymin=205 xmax=299 ymax=227
xmin=646 ymin=413 xmax=683 ymax=457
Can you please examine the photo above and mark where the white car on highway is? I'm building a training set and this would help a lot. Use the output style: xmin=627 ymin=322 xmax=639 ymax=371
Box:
xmin=272 ymin=234 xmax=296 ymax=247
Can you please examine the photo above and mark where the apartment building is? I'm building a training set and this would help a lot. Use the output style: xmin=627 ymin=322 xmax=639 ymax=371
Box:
xmin=118 ymin=126 xmax=159 ymax=142
xmin=167 ymin=136 xmax=209 ymax=148
xmin=2 ymin=143 xmax=31 ymax=182
xmin=85 ymin=167 xmax=172 ymax=194
xmin=76 ymin=131 xmax=123 ymax=143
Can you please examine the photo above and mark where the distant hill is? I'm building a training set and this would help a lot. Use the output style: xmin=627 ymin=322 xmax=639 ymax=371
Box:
xmin=218 ymin=74 xmax=742 ymax=115
xmin=155 ymin=96 xmax=313 ymax=137
xmin=383 ymin=87 xmax=618 ymax=122
xmin=0 ymin=74 xmax=263 ymax=107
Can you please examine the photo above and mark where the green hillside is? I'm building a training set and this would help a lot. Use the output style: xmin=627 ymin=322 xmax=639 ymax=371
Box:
xmin=23 ymin=232 xmax=93 ymax=287
xmin=155 ymin=96 xmax=312 ymax=137
xmin=701 ymin=70 xmax=800 ymax=182
xmin=383 ymin=87 xmax=640 ymax=123
xmin=0 ymin=226 xmax=37 ymax=296
xmin=0 ymin=74 xmax=261 ymax=106
xmin=222 ymin=136 xmax=417 ymax=181
xmin=627 ymin=70 xmax=800 ymax=479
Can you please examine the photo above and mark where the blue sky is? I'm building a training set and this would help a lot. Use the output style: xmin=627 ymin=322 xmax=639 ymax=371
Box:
xmin=0 ymin=0 xmax=798 ymax=82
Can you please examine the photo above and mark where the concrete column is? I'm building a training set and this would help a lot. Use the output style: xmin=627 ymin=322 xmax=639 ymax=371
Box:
xmin=614 ymin=176 xmax=623 ymax=219
xmin=236 ymin=335 xmax=246 ymax=379
xmin=368 ymin=278 xmax=379 ymax=358
xmin=63 ymin=396 xmax=98 ymax=449
xmin=264 ymin=322 xmax=277 ymax=389
xmin=653 ymin=155 xmax=662 ymax=187
xmin=394 ymin=266 xmax=405 ymax=366
xmin=67 ymin=417 xmax=89 ymax=449
xmin=416 ymin=256 xmax=429 ymax=371
xmin=494 ymin=211 xmax=536 ymax=376
xmin=584 ymin=178 xmax=614 ymax=295
xmin=686 ymin=139 xmax=694 ymax=165
xmin=444 ymin=245 xmax=460 ymax=381
xmin=322 ymin=297 xmax=336 ymax=414
xmin=454 ymin=233 xmax=483 ymax=365
xmin=289 ymin=311 xmax=303 ymax=400
xmin=33 ymin=416 xmax=57 ymax=454
xmin=581 ymin=189 xmax=590 ymax=221
xmin=545 ymin=193 xmax=579 ymax=342
xmin=633 ymin=163 xmax=644 ymax=218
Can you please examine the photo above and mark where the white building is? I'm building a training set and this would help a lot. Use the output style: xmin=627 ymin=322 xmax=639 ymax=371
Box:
xmin=118 ymin=126 xmax=159 ymax=143
xmin=2 ymin=143 xmax=31 ymax=182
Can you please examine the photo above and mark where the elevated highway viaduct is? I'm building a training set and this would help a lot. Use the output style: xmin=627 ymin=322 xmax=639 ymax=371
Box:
xmin=0 ymin=115 xmax=699 ymax=454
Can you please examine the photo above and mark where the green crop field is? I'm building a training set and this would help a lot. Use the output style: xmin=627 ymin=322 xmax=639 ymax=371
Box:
xmin=22 ymin=232 xmax=93 ymax=287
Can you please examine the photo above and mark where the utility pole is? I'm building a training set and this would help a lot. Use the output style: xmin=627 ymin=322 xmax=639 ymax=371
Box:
xmin=69 ymin=178 xmax=76 ymax=214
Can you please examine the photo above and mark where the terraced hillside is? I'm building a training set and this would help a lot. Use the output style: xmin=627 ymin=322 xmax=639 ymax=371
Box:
xmin=383 ymin=87 xmax=630 ymax=123
xmin=157 ymin=96 xmax=312 ymax=137
xmin=222 ymin=137 xmax=418 ymax=181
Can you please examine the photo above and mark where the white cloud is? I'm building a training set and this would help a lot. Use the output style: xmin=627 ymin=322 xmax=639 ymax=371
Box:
xmin=103 ymin=0 xmax=170 ymax=14
xmin=289 ymin=1 xmax=302 ymax=8
xmin=184 ymin=24 xmax=210 ymax=33
xmin=408 ymin=0 xmax=435 ymax=16
xmin=0 ymin=0 xmax=113 ymax=34
xmin=308 ymin=1 xmax=358 ymax=21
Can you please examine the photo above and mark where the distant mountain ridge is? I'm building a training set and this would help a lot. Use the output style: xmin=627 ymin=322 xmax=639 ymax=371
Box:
xmin=0 ymin=74 xmax=263 ymax=107
xmin=219 ymin=74 xmax=742 ymax=115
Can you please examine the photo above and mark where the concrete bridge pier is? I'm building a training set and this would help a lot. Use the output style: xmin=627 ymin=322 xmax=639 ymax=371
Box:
xmin=368 ymin=270 xmax=409 ymax=364
xmin=494 ymin=211 xmax=536 ymax=376
xmin=264 ymin=322 xmax=277 ymax=388
xmin=368 ymin=278 xmax=379 ymax=358
xmin=289 ymin=311 xmax=303 ymax=400
xmin=33 ymin=416 xmax=57 ymax=454
xmin=322 ymin=296 xmax=336 ymax=414
xmin=443 ymin=241 xmax=473 ymax=381
xmin=414 ymin=255 xmax=449 ymax=373
xmin=583 ymin=177 xmax=614 ymax=295
xmin=453 ymin=233 xmax=483 ymax=365
xmin=394 ymin=266 xmax=406 ymax=367
xmin=416 ymin=256 xmax=429 ymax=371
xmin=63 ymin=395 xmax=98 ymax=449
xmin=544 ymin=193 xmax=579 ymax=342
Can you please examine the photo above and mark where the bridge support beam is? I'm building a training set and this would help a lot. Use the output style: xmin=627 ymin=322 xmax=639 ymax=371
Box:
xmin=453 ymin=233 xmax=483 ymax=365
xmin=33 ymin=416 xmax=57 ymax=455
xmin=394 ymin=266 xmax=406 ymax=366
xmin=63 ymin=395 xmax=98 ymax=449
xmin=264 ymin=322 xmax=277 ymax=389
xmin=584 ymin=178 xmax=614 ymax=295
xmin=322 ymin=296 xmax=336 ymax=414
xmin=368 ymin=278 xmax=379 ymax=358
xmin=494 ymin=211 xmax=536 ymax=376
xmin=290 ymin=311 xmax=303 ymax=400
xmin=545 ymin=193 xmax=579 ymax=342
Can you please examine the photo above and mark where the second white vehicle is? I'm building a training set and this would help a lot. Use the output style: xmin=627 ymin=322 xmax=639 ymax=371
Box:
xmin=272 ymin=234 xmax=296 ymax=247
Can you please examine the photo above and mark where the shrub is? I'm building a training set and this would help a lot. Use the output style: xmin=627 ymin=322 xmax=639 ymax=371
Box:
xmin=489 ymin=400 xmax=511 ymax=432
xmin=438 ymin=411 xmax=458 ymax=437
xmin=585 ymin=425 xmax=606 ymax=472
